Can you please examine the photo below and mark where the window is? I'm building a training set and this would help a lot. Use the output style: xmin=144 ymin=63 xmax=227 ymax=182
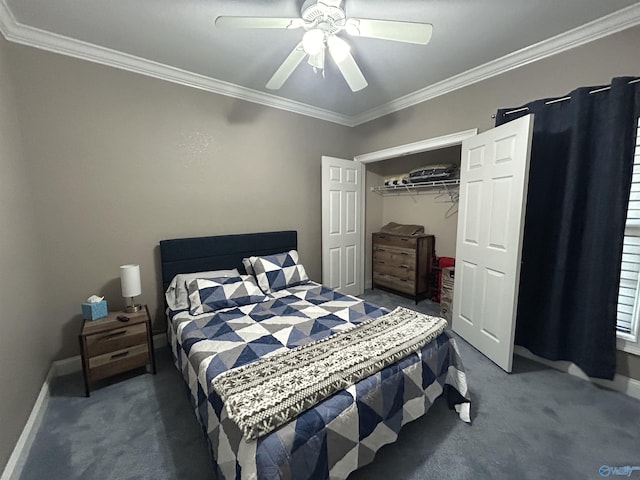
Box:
xmin=617 ymin=117 xmax=640 ymax=354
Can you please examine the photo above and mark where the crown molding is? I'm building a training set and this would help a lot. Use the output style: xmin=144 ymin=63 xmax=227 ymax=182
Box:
xmin=350 ymin=2 xmax=640 ymax=126
xmin=0 ymin=1 xmax=353 ymax=127
xmin=0 ymin=1 xmax=639 ymax=128
xmin=0 ymin=1 xmax=12 ymax=34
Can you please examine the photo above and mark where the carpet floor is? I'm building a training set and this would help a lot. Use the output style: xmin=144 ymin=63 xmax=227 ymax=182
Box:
xmin=17 ymin=289 xmax=640 ymax=480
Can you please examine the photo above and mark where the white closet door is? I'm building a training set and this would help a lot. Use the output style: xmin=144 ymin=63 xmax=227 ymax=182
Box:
xmin=321 ymin=156 xmax=364 ymax=296
xmin=452 ymin=114 xmax=534 ymax=372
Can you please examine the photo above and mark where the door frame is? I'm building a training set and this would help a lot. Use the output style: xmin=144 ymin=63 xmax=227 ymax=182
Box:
xmin=354 ymin=129 xmax=478 ymax=164
xmin=353 ymin=128 xmax=478 ymax=289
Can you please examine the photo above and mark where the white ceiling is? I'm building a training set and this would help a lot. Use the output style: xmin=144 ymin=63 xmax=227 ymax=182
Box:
xmin=1 ymin=0 xmax=639 ymax=126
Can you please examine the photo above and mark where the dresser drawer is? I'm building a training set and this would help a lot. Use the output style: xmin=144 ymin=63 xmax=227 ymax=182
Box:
xmin=372 ymin=260 xmax=415 ymax=280
xmin=85 ymin=322 xmax=148 ymax=357
xmin=373 ymin=245 xmax=415 ymax=264
xmin=373 ymin=233 xmax=417 ymax=249
xmin=373 ymin=272 xmax=415 ymax=295
xmin=89 ymin=344 xmax=149 ymax=382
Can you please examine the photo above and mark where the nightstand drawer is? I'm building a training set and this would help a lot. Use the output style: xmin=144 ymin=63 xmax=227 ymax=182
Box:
xmin=85 ymin=323 xmax=148 ymax=357
xmin=89 ymin=344 xmax=149 ymax=382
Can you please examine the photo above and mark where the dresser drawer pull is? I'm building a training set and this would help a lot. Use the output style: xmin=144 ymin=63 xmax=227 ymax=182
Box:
xmin=102 ymin=330 xmax=127 ymax=340
xmin=111 ymin=351 xmax=129 ymax=360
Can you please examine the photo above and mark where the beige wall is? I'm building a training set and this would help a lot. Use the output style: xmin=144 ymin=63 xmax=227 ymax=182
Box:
xmin=0 ymin=36 xmax=50 ymax=469
xmin=6 ymin=42 xmax=354 ymax=361
xmin=355 ymin=25 xmax=640 ymax=380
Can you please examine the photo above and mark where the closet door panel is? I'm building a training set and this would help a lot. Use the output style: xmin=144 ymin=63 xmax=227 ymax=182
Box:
xmin=452 ymin=114 xmax=534 ymax=373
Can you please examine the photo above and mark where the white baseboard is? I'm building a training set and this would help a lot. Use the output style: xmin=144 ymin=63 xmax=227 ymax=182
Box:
xmin=0 ymin=364 xmax=55 ymax=480
xmin=514 ymin=346 xmax=640 ymax=401
xmin=0 ymin=332 xmax=168 ymax=480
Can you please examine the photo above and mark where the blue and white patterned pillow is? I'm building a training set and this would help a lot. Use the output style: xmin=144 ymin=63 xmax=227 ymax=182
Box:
xmin=166 ymin=268 xmax=239 ymax=312
xmin=187 ymin=275 xmax=268 ymax=315
xmin=249 ymin=250 xmax=309 ymax=294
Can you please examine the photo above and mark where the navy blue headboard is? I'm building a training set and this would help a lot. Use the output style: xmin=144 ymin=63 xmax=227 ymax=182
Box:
xmin=159 ymin=231 xmax=297 ymax=291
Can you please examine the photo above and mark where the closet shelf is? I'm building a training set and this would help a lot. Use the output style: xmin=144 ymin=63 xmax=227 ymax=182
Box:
xmin=371 ymin=179 xmax=460 ymax=196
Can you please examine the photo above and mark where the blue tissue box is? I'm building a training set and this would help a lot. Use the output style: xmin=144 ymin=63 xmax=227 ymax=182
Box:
xmin=82 ymin=300 xmax=108 ymax=320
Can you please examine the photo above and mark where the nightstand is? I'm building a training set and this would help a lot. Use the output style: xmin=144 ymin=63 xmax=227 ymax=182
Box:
xmin=78 ymin=305 xmax=156 ymax=396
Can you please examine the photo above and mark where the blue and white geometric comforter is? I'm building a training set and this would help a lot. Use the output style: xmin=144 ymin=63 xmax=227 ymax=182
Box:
xmin=167 ymin=281 xmax=470 ymax=480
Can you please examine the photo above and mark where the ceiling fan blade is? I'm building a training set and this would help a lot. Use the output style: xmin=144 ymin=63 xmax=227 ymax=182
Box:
xmin=345 ymin=18 xmax=433 ymax=45
xmin=215 ymin=16 xmax=305 ymax=29
xmin=327 ymin=36 xmax=367 ymax=92
xmin=266 ymin=43 xmax=307 ymax=90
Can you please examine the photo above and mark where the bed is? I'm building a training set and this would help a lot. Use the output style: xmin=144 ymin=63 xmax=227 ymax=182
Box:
xmin=160 ymin=230 xmax=470 ymax=480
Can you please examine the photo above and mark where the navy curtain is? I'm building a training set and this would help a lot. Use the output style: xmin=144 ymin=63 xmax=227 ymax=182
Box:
xmin=495 ymin=77 xmax=640 ymax=379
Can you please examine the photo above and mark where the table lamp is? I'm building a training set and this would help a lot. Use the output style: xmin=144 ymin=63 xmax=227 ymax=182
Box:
xmin=120 ymin=264 xmax=142 ymax=313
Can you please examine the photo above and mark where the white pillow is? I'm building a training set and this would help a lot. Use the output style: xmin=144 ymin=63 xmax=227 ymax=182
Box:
xmin=165 ymin=269 xmax=239 ymax=311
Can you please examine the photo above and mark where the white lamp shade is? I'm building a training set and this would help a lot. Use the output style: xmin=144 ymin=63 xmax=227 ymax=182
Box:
xmin=120 ymin=264 xmax=142 ymax=297
xmin=302 ymin=29 xmax=324 ymax=56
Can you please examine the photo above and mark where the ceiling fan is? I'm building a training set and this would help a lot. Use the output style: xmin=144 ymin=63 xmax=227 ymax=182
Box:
xmin=215 ymin=0 xmax=433 ymax=92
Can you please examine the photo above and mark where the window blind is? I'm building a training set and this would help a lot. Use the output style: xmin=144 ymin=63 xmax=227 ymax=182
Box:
xmin=617 ymin=119 xmax=640 ymax=334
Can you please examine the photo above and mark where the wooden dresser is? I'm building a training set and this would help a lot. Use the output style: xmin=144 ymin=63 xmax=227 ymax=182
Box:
xmin=372 ymin=232 xmax=435 ymax=303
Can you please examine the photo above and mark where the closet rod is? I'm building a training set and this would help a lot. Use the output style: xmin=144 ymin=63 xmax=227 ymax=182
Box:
xmin=490 ymin=78 xmax=640 ymax=118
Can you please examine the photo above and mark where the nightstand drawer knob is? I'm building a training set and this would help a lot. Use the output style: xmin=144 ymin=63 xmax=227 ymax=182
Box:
xmin=110 ymin=350 xmax=129 ymax=360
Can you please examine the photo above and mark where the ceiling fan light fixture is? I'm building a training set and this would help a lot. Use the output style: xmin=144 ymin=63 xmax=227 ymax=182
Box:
xmin=302 ymin=29 xmax=325 ymax=55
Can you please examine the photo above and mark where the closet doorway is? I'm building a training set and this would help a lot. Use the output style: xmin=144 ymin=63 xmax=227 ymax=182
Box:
xmin=355 ymin=129 xmax=477 ymax=291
